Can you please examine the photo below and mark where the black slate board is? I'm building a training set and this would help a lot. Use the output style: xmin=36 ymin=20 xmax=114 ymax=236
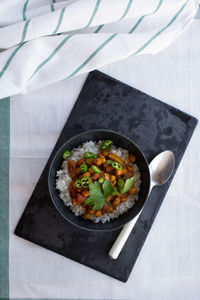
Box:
xmin=15 ymin=71 xmax=198 ymax=282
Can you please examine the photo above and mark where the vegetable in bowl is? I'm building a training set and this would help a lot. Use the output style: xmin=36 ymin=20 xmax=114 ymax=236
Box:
xmin=56 ymin=140 xmax=141 ymax=223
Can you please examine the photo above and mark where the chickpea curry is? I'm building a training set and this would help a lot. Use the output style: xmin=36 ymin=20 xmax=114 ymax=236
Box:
xmin=62 ymin=140 xmax=138 ymax=220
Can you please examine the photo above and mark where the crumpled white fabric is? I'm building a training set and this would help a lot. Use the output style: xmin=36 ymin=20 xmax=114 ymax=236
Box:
xmin=0 ymin=0 xmax=199 ymax=98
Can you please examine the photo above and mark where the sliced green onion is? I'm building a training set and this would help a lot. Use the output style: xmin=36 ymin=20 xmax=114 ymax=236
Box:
xmin=98 ymin=177 xmax=104 ymax=184
xmin=80 ymin=163 xmax=88 ymax=173
xmin=91 ymin=165 xmax=101 ymax=174
xmin=84 ymin=152 xmax=96 ymax=159
xmin=112 ymin=161 xmax=122 ymax=170
xmin=62 ymin=150 xmax=71 ymax=160
xmin=80 ymin=176 xmax=91 ymax=188
xmin=106 ymin=159 xmax=113 ymax=166
xmin=75 ymin=179 xmax=82 ymax=189
xmin=100 ymin=140 xmax=113 ymax=150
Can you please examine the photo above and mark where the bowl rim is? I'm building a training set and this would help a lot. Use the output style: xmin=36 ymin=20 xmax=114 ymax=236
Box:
xmin=48 ymin=129 xmax=150 ymax=231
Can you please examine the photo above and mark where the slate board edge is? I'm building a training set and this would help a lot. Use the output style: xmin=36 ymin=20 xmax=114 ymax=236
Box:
xmin=14 ymin=70 xmax=198 ymax=283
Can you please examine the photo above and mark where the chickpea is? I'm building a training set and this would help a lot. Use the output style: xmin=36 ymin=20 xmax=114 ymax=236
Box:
xmin=112 ymin=197 xmax=121 ymax=207
xmin=97 ymin=153 xmax=105 ymax=159
xmin=94 ymin=210 xmax=102 ymax=217
xmin=72 ymin=198 xmax=77 ymax=206
xmin=82 ymin=189 xmax=90 ymax=197
xmin=110 ymin=175 xmax=116 ymax=186
xmin=84 ymin=213 xmax=91 ymax=220
xmin=115 ymin=169 xmax=123 ymax=176
xmin=85 ymin=158 xmax=93 ymax=166
xmin=102 ymin=149 xmax=110 ymax=157
xmin=97 ymin=154 xmax=106 ymax=164
xmin=104 ymin=173 xmax=110 ymax=181
xmin=83 ymin=172 xmax=91 ymax=177
xmin=121 ymin=196 xmax=127 ymax=202
xmin=88 ymin=209 xmax=95 ymax=214
xmin=91 ymin=173 xmax=99 ymax=181
xmin=128 ymin=154 xmax=136 ymax=163
xmin=128 ymin=186 xmax=137 ymax=195
xmin=107 ymin=206 xmax=114 ymax=213
xmin=88 ymin=167 xmax=93 ymax=173
xmin=94 ymin=158 xmax=105 ymax=166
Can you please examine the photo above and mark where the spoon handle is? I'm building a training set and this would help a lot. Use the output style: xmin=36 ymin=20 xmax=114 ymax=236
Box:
xmin=109 ymin=181 xmax=154 ymax=259
xmin=109 ymin=215 xmax=140 ymax=259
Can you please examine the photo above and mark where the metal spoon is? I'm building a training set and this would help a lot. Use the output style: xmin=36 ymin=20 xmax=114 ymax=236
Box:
xmin=109 ymin=150 xmax=175 ymax=259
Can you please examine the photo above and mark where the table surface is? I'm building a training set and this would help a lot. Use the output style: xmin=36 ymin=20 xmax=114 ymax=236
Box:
xmin=7 ymin=18 xmax=200 ymax=299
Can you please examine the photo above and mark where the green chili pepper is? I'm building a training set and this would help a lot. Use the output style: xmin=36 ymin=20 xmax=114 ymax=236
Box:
xmin=106 ymin=159 xmax=113 ymax=166
xmin=80 ymin=176 xmax=91 ymax=188
xmin=62 ymin=150 xmax=71 ymax=160
xmin=98 ymin=177 xmax=104 ymax=184
xmin=80 ymin=163 xmax=88 ymax=173
xmin=117 ymin=178 xmax=124 ymax=191
xmin=83 ymin=152 xmax=96 ymax=159
xmin=91 ymin=165 xmax=101 ymax=174
xmin=75 ymin=179 xmax=82 ymax=189
xmin=112 ymin=161 xmax=122 ymax=170
xmin=100 ymin=140 xmax=113 ymax=150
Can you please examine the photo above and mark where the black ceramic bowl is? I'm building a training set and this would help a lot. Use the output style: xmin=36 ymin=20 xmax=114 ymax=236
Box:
xmin=48 ymin=130 xmax=150 ymax=231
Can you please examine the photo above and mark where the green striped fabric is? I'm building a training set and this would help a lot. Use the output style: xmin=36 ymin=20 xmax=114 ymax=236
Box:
xmin=0 ymin=43 xmax=25 ymax=78
xmin=85 ymin=0 xmax=101 ymax=28
xmin=68 ymin=33 xmax=117 ymax=78
xmin=94 ymin=0 xmax=133 ymax=33
xmin=129 ymin=0 xmax=163 ymax=33
xmin=131 ymin=0 xmax=189 ymax=56
xmin=50 ymin=2 xmax=55 ymax=12
xmin=0 ymin=0 xmax=197 ymax=99
xmin=119 ymin=0 xmax=133 ymax=20
xmin=30 ymin=34 xmax=74 ymax=80
xmin=70 ymin=0 xmax=189 ymax=77
xmin=22 ymin=0 xmax=29 ymax=21
xmin=53 ymin=7 xmax=66 ymax=34
xmin=20 ymin=19 xmax=30 ymax=43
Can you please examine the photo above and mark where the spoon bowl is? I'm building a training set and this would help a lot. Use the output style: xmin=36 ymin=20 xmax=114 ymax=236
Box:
xmin=150 ymin=150 xmax=175 ymax=187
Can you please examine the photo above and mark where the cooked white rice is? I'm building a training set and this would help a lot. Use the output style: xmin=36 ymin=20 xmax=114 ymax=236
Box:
xmin=56 ymin=141 xmax=141 ymax=223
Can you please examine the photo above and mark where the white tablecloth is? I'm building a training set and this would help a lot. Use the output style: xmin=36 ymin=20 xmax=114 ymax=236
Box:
xmin=9 ymin=19 xmax=200 ymax=299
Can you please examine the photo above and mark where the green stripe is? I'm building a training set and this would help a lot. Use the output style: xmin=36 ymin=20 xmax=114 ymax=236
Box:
xmin=29 ymin=34 xmax=74 ymax=80
xmin=50 ymin=2 xmax=55 ymax=12
xmin=131 ymin=0 xmax=189 ymax=56
xmin=22 ymin=0 xmax=29 ymax=21
xmin=85 ymin=0 xmax=101 ymax=28
xmin=119 ymin=0 xmax=133 ymax=20
xmin=68 ymin=33 xmax=117 ymax=78
xmin=20 ymin=19 xmax=30 ymax=43
xmin=53 ymin=7 xmax=66 ymax=34
xmin=0 ymin=43 xmax=24 ymax=78
xmin=129 ymin=0 xmax=163 ymax=33
xmin=93 ymin=0 xmax=132 ymax=33
xmin=94 ymin=24 xmax=104 ymax=33
xmin=0 ymin=97 xmax=10 ymax=298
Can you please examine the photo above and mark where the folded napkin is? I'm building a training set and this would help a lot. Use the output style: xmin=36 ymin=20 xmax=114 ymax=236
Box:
xmin=0 ymin=0 xmax=198 ymax=98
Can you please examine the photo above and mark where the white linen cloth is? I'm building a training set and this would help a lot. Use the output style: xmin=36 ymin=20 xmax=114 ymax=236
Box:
xmin=0 ymin=0 xmax=199 ymax=98
xmin=9 ymin=19 xmax=200 ymax=298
